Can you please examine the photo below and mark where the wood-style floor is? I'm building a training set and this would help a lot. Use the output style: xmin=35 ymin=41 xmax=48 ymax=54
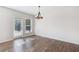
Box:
xmin=0 ymin=35 xmax=79 ymax=52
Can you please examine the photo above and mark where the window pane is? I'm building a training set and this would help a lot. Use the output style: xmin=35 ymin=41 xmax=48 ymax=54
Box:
xmin=15 ymin=20 xmax=21 ymax=31
xmin=26 ymin=19 xmax=30 ymax=25
xmin=26 ymin=26 xmax=30 ymax=31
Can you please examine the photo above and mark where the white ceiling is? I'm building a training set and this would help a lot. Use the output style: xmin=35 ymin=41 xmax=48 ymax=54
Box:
xmin=6 ymin=6 xmax=38 ymax=15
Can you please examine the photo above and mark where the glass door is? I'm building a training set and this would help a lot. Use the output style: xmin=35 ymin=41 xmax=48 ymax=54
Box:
xmin=14 ymin=18 xmax=33 ymax=38
xmin=14 ymin=19 xmax=23 ymax=38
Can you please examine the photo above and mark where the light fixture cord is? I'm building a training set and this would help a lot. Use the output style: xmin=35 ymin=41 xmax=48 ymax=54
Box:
xmin=38 ymin=6 xmax=40 ymax=12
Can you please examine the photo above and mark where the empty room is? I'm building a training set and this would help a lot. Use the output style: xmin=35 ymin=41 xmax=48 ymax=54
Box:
xmin=0 ymin=6 xmax=79 ymax=52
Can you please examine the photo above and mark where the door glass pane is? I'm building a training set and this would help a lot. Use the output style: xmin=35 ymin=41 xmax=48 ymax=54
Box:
xmin=15 ymin=20 xmax=21 ymax=31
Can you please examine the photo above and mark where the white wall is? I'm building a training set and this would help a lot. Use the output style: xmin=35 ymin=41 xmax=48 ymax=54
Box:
xmin=0 ymin=7 xmax=35 ymax=43
xmin=35 ymin=6 xmax=79 ymax=45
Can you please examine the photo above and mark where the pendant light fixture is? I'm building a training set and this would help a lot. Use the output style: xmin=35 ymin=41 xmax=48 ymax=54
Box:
xmin=35 ymin=6 xmax=43 ymax=19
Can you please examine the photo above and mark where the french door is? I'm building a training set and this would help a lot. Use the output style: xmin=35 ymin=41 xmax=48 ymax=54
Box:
xmin=14 ymin=18 xmax=32 ymax=38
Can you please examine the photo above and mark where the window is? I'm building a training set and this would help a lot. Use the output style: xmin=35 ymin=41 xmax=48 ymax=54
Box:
xmin=25 ymin=19 xmax=31 ymax=32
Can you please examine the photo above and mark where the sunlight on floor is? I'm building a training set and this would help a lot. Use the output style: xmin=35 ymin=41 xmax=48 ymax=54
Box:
xmin=13 ymin=38 xmax=34 ymax=52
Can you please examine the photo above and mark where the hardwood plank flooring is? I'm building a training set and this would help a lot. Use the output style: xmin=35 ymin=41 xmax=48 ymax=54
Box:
xmin=0 ymin=35 xmax=79 ymax=52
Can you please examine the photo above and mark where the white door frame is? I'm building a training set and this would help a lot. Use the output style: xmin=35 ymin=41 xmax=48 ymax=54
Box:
xmin=13 ymin=18 xmax=34 ymax=38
